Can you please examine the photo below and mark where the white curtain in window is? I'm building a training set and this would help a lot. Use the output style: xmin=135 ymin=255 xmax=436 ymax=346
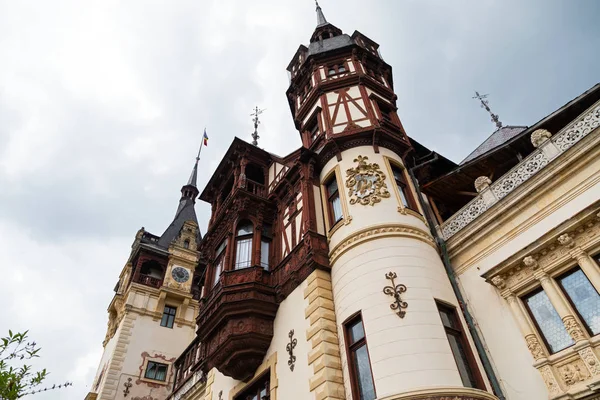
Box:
xmin=154 ymin=365 xmax=167 ymax=381
xmin=235 ymin=238 xmax=252 ymax=269
xmin=332 ymin=196 xmax=343 ymax=222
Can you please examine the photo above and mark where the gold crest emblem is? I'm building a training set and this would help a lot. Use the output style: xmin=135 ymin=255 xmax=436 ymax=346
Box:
xmin=345 ymin=156 xmax=390 ymax=206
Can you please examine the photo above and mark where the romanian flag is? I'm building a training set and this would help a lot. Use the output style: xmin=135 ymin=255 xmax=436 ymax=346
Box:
xmin=203 ymin=129 xmax=209 ymax=146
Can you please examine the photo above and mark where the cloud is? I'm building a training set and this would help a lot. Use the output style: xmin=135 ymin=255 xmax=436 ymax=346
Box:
xmin=0 ymin=1 xmax=598 ymax=399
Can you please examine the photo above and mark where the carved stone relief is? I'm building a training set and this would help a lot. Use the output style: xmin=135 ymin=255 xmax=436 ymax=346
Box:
xmin=562 ymin=315 xmax=586 ymax=342
xmin=474 ymin=176 xmax=492 ymax=193
xmin=539 ymin=365 xmax=562 ymax=396
xmin=525 ymin=334 xmax=545 ymax=360
xmin=579 ymin=347 xmax=600 ymax=376
xmin=531 ymin=129 xmax=553 ymax=148
xmin=345 ymin=155 xmax=390 ymax=206
xmin=559 ymin=360 xmax=589 ymax=386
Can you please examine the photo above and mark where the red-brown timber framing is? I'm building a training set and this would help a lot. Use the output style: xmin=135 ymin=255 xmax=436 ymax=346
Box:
xmin=181 ymin=139 xmax=328 ymax=382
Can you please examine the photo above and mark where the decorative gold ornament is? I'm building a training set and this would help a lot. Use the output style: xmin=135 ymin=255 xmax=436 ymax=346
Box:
xmin=345 ymin=156 xmax=390 ymax=206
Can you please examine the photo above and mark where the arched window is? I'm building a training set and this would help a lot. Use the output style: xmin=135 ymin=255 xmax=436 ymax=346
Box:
xmin=235 ymin=221 xmax=254 ymax=269
xmin=183 ymin=239 xmax=190 ymax=249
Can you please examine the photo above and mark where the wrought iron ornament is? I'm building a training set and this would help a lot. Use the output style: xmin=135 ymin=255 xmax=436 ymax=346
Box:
xmin=218 ymin=390 xmax=223 ymax=400
xmin=250 ymin=106 xmax=265 ymax=146
xmin=286 ymin=329 xmax=298 ymax=371
xmin=123 ymin=377 xmax=133 ymax=397
xmin=383 ymin=272 xmax=408 ymax=318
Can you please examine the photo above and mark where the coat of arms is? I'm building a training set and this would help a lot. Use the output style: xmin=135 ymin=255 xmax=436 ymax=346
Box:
xmin=345 ymin=155 xmax=390 ymax=206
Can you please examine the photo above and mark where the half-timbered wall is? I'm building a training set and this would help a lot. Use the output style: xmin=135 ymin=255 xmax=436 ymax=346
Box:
xmin=325 ymin=86 xmax=372 ymax=134
xmin=280 ymin=189 xmax=306 ymax=259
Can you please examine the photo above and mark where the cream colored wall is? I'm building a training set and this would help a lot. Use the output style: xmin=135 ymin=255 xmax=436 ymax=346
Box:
xmin=92 ymin=325 xmax=120 ymax=395
xmin=206 ymin=282 xmax=312 ymax=399
xmin=449 ymin=128 xmax=600 ymax=399
xmin=321 ymin=146 xmax=488 ymax=399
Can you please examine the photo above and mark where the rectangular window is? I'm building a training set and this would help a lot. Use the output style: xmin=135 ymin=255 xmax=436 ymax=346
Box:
xmin=213 ymin=239 xmax=227 ymax=287
xmin=326 ymin=176 xmax=343 ymax=226
xmin=261 ymin=240 xmax=270 ymax=270
xmin=558 ymin=268 xmax=600 ymax=336
xmin=436 ymin=302 xmax=484 ymax=389
xmin=235 ymin=238 xmax=253 ymax=269
xmin=144 ymin=361 xmax=168 ymax=381
xmin=234 ymin=372 xmax=270 ymax=400
xmin=160 ymin=306 xmax=176 ymax=329
xmin=523 ymin=289 xmax=574 ymax=353
xmin=343 ymin=313 xmax=376 ymax=400
xmin=391 ymin=165 xmax=418 ymax=211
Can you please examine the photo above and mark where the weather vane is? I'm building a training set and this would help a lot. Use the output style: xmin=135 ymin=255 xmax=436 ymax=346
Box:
xmin=473 ymin=91 xmax=503 ymax=129
xmin=250 ymin=106 xmax=266 ymax=146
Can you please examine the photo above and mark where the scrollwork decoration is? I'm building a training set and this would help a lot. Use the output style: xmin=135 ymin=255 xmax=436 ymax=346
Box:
xmin=123 ymin=377 xmax=132 ymax=397
xmin=286 ymin=329 xmax=297 ymax=371
xmin=345 ymin=156 xmax=390 ymax=206
xmin=383 ymin=272 xmax=408 ymax=318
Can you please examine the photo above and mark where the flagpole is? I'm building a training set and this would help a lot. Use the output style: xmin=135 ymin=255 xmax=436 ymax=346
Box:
xmin=197 ymin=128 xmax=205 ymax=161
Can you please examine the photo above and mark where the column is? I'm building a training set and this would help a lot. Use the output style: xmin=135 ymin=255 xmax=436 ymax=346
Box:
xmin=534 ymin=271 xmax=587 ymax=342
xmin=571 ymin=248 xmax=600 ymax=292
xmin=505 ymin=292 xmax=546 ymax=360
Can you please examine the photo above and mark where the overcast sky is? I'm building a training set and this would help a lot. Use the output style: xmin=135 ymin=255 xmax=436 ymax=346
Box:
xmin=0 ymin=0 xmax=598 ymax=399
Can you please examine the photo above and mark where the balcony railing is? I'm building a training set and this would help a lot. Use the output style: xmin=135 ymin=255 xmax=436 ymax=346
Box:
xmin=244 ymin=179 xmax=266 ymax=197
xmin=134 ymin=274 xmax=163 ymax=289
xmin=440 ymin=100 xmax=600 ymax=240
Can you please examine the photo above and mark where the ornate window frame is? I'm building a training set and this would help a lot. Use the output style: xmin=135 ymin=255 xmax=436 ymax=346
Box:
xmin=138 ymin=352 xmax=175 ymax=386
xmin=485 ymin=208 xmax=600 ymax=398
xmin=382 ymin=156 xmax=425 ymax=221
xmin=320 ymin=165 xmax=352 ymax=237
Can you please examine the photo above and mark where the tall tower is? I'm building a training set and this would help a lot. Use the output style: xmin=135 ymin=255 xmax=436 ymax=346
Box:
xmin=285 ymin=5 xmax=496 ymax=400
xmin=85 ymin=158 xmax=202 ymax=400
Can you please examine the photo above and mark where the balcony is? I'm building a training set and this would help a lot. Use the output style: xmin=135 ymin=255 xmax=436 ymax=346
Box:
xmin=134 ymin=274 xmax=163 ymax=289
xmin=197 ymin=266 xmax=278 ymax=381
xmin=243 ymin=178 xmax=266 ymax=198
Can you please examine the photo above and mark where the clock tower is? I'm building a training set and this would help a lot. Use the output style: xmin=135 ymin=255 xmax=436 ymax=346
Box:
xmin=85 ymin=155 xmax=202 ymax=400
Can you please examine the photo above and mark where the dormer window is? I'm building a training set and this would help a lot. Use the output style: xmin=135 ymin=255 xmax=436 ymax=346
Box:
xmin=183 ymin=239 xmax=190 ymax=249
xmin=235 ymin=221 xmax=254 ymax=270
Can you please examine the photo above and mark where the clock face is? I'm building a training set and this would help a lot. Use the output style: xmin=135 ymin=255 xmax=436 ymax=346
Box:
xmin=171 ymin=266 xmax=190 ymax=283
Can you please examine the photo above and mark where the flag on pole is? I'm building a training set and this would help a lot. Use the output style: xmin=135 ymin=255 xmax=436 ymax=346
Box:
xmin=203 ymin=129 xmax=209 ymax=146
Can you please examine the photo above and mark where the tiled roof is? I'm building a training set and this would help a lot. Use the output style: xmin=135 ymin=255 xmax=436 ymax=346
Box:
xmin=460 ymin=125 xmax=527 ymax=165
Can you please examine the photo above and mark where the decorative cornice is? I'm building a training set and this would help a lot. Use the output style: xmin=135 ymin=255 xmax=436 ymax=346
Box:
xmin=329 ymin=223 xmax=435 ymax=264
xmin=485 ymin=206 xmax=600 ymax=290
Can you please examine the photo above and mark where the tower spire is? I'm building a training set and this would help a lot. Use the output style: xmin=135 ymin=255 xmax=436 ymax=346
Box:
xmin=186 ymin=140 xmax=202 ymax=187
xmin=315 ymin=0 xmax=328 ymax=27
xmin=473 ymin=91 xmax=503 ymax=129
xmin=250 ymin=106 xmax=265 ymax=146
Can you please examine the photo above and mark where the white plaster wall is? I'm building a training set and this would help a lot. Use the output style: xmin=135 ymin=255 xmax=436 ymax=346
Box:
xmin=333 ymin=236 xmax=464 ymax=398
xmin=93 ymin=326 xmax=119 ymax=395
xmin=322 ymin=146 xmax=481 ymax=398
xmin=321 ymin=146 xmax=430 ymax=251
xmin=207 ymin=282 xmax=313 ymax=399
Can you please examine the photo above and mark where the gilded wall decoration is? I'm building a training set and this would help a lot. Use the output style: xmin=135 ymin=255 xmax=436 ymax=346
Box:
xmin=345 ymin=155 xmax=390 ymax=206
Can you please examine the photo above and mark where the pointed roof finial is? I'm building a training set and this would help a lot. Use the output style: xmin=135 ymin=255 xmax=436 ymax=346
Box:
xmin=473 ymin=91 xmax=503 ymax=129
xmin=250 ymin=106 xmax=265 ymax=146
xmin=316 ymin=0 xmax=328 ymax=27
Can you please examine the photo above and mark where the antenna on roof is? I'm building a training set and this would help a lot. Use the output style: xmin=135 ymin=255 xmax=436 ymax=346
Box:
xmin=473 ymin=91 xmax=503 ymax=129
xmin=250 ymin=106 xmax=266 ymax=146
